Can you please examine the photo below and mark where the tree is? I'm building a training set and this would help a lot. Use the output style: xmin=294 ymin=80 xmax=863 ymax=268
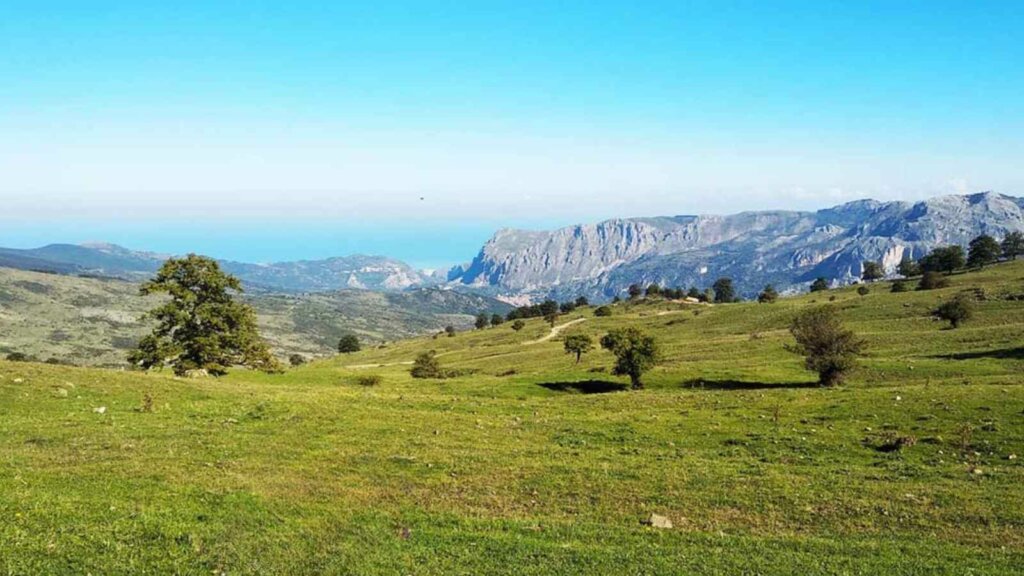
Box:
xmin=490 ymin=314 xmax=505 ymax=327
xmin=687 ymin=287 xmax=701 ymax=300
xmin=575 ymin=296 xmax=590 ymax=307
xmin=645 ymin=284 xmax=661 ymax=297
xmin=289 ymin=354 xmax=306 ymax=367
xmin=917 ymin=271 xmax=950 ymax=291
xmin=628 ymin=284 xmax=643 ymax=299
xmin=891 ymin=280 xmax=909 ymax=293
xmin=857 ymin=285 xmax=870 ymax=296
xmin=475 ymin=313 xmax=489 ymax=330
xmin=712 ymin=278 xmax=735 ymax=303
xmin=539 ymin=299 xmax=559 ymax=316
xmin=445 ymin=325 xmax=457 ymax=337
xmin=600 ymin=327 xmax=660 ymax=390
xmin=128 ymin=255 xmax=280 ymax=376
xmin=559 ymin=301 xmax=576 ymax=313
xmin=861 ymin=260 xmax=884 ymax=282
xmin=544 ymin=311 xmax=560 ymax=327
xmin=920 ymin=246 xmax=965 ymax=274
xmin=897 ymin=255 xmax=921 ymax=278
xmin=967 ymin=234 xmax=1001 ymax=269
xmin=757 ymin=284 xmax=779 ymax=304
xmin=612 ymin=295 xmax=622 ymax=304
xmin=593 ymin=305 xmax=613 ymax=317
xmin=809 ymin=277 xmax=829 ymax=292
xmin=511 ymin=319 xmax=526 ymax=331
xmin=933 ymin=295 xmax=974 ymax=328
xmin=788 ymin=306 xmax=865 ymax=386
xmin=1002 ymin=231 xmax=1024 ymax=260
xmin=410 ymin=351 xmax=443 ymax=379
xmin=563 ymin=333 xmax=594 ymax=364
xmin=338 ymin=334 xmax=361 ymax=353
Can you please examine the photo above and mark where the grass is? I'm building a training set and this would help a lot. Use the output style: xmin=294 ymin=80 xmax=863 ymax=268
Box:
xmin=2 ymin=262 xmax=1023 ymax=574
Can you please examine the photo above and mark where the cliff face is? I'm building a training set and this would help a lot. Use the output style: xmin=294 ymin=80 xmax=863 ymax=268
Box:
xmin=449 ymin=192 xmax=1024 ymax=300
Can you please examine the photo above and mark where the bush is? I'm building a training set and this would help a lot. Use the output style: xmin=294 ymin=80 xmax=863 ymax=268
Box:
xmin=933 ymin=295 xmax=974 ymax=328
xmin=410 ymin=351 xmax=444 ymax=379
xmin=288 ymin=354 xmax=307 ymax=367
xmin=490 ymin=314 xmax=504 ymax=327
xmin=574 ymin=296 xmax=589 ymax=307
xmin=918 ymin=271 xmax=950 ymax=291
xmin=593 ymin=305 xmax=613 ymax=317
xmin=857 ymin=286 xmax=870 ymax=296
xmin=355 ymin=375 xmax=383 ymax=387
xmin=445 ymin=325 xmax=457 ymax=337
xmin=757 ymin=284 xmax=779 ymax=303
xmin=475 ymin=314 xmax=489 ymax=330
xmin=788 ymin=306 xmax=866 ymax=386
xmin=891 ymin=281 xmax=909 ymax=293
xmin=338 ymin=334 xmax=361 ymax=353
xmin=5 ymin=352 xmax=30 ymax=362
xmin=511 ymin=319 xmax=526 ymax=331
xmin=809 ymin=277 xmax=829 ymax=292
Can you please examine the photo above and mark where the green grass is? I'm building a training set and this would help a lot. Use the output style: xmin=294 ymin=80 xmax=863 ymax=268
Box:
xmin=2 ymin=262 xmax=1023 ymax=574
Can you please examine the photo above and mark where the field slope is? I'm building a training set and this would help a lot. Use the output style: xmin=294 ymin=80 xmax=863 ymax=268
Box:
xmin=2 ymin=262 xmax=1023 ymax=574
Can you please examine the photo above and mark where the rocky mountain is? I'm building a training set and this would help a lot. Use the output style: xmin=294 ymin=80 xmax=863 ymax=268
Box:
xmin=448 ymin=191 xmax=1024 ymax=300
xmin=0 ymin=243 xmax=439 ymax=293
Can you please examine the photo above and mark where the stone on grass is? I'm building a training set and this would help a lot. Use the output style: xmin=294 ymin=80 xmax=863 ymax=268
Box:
xmin=642 ymin=513 xmax=673 ymax=529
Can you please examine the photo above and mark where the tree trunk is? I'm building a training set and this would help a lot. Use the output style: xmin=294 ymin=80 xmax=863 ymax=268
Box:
xmin=630 ymin=373 xmax=643 ymax=390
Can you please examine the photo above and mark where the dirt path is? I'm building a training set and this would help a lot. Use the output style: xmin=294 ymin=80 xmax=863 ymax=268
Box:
xmin=525 ymin=318 xmax=587 ymax=345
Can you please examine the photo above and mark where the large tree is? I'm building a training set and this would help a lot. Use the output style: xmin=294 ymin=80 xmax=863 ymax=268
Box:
xmin=712 ymin=277 xmax=735 ymax=303
xmin=600 ymin=327 xmax=660 ymax=389
xmin=967 ymin=234 xmax=1001 ymax=269
xmin=920 ymin=246 xmax=965 ymax=274
xmin=128 ymin=255 xmax=280 ymax=376
xmin=1002 ymin=231 xmax=1024 ymax=260
xmin=788 ymin=306 xmax=865 ymax=386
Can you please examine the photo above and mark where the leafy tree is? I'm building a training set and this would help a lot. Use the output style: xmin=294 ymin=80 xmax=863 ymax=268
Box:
xmin=687 ymin=287 xmax=701 ymax=299
xmin=891 ymin=280 xmax=909 ymax=293
xmin=338 ymin=334 xmax=361 ymax=353
xmin=645 ymin=284 xmax=661 ymax=297
xmin=563 ymin=333 xmax=594 ymax=364
xmin=128 ymin=255 xmax=281 ymax=376
xmin=933 ymin=295 xmax=974 ymax=328
xmin=917 ymin=271 xmax=950 ymax=291
xmin=857 ymin=285 xmax=870 ymax=296
xmin=544 ymin=310 xmax=560 ymax=327
xmin=559 ymin=301 xmax=576 ymax=313
xmin=612 ymin=295 xmax=622 ymax=304
xmin=628 ymin=284 xmax=643 ymax=299
xmin=288 ymin=354 xmax=306 ymax=367
xmin=410 ymin=351 xmax=443 ymax=379
xmin=511 ymin=319 xmax=526 ymax=331
xmin=445 ymin=325 xmax=457 ymax=337
xmin=809 ymin=277 xmax=829 ymax=292
xmin=967 ymin=234 xmax=1001 ymax=269
xmin=897 ymin=255 xmax=921 ymax=278
xmin=490 ymin=314 xmax=504 ymax=327
xmin=757 ymin=284 xmax=778 ymax=304
xmin=788 ymin=306 xmax=865 ymax=386
xmin=920 ymin=246 xmax=965 ymax=274
xmin=712 ymin=277 xmax=735 ymax=303
xmin=538 ymin=299 xmax=559 ymax=316
xmin=1002 ymin=231 xmax=1024 ymax=260
xmin=593 ymin=305 xmax=613 ymax=317
xmin=475 ymin=313 xmax=489 ymax=330
xmin=861 ymin=260 xmax=884 ymax=282
xmin=574 ymin=296 xmax=590 ymax=307
xmin=701 ymin=288 xmax=714 ymax=303
xmin=600 ymin=327 xmax=660 ymax=390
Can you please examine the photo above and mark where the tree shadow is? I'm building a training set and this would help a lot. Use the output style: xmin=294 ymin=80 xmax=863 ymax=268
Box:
xmin=680 ymin=378 xmax=819 ymax=391
xmin=932 ymin=348 xmax=1024 ymax=361
xmin=538 ymin=380 xmax=628 ymax=394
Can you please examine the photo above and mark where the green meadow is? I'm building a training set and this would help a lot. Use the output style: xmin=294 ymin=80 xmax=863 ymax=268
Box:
xmin=2 ymin=263 xmax=1023 ymax=574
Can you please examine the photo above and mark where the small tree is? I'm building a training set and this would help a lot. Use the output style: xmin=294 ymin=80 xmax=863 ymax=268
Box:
xmin=920 ymin=246 xmax=965 ymax=274
xmin=788 ymin=306 xmax=865 ymax=387
xmin=757 ymin=284 xmax=779 ymax=304
xmin=444 ymin=325 xmax=457 ymax=337
xmin=574 ymin=296 xmax=590 ymax=307
xmin=288 ymin=354 xmax=306 ymax=367
xmin=544 ymin=311 xmax=560 ymax=327
xmin=687 ymin=287 xmax=701 ymax=299
xmin=712 ymin=277 xmax=735 ymax=303
xmin=857 ymin=285 xmax=870 ymax=296
xmin=861 ymin=260 xmax=884 ymax=282
xmin=917 ymin=271 xmax=950 ymax=291
xmin=490 ymin=314 xmax=504 ymax=327
xmin=593 ymin=305 xmax=613 ymax=317
xmin=600 ymin=327 xmax=660 ymax=390
xmin=612 ymin=295 xmax=622 ymax=304
xmin=933 ymin=295 xmax=974 ymax=328
xmin=475 ymin=313 xmax=489 ymax=330
xmin=1002 ymin=231 xmax=1024 ymax=260
xmin=809 ymin=277 xmax=829 ymax=292
xmin=338 ymin=334 xmax=361 ymax=353
xmin=897 ymin=255 xmax=921 ymax=278
xmin=645 ymin=284 xmax=661 ymax=297
xmin=128 ymin=255 xmax=281 ymax=376
xmin=511 ymin=319 xmax=526 ymax=331
xmin=563 ymin=333 xmax=594 ymax=364
xmin=410 ymin=351 xmax=443 ymax=379
xmin=891 ymin=280 xmax=909 ymax=293
xmin=628 ymin=284 xmax=643 ymax=299
xmin=967 ymin=234 xmax=1001 ymax=269
xmin=559 ymin=301 xmax=576 ymax=313
xmin=539 ymin=299 xmax=559 ymax=317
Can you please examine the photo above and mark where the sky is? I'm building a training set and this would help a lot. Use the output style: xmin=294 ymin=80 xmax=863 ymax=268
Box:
xmin=1 ymin=1 xmax=1022 ymax=267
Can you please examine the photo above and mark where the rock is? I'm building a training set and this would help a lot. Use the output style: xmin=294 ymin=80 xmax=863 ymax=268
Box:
xmin=642 ymin=514 xmax=673 ymax=529
xmin=93 ymin=406 xmax=107 ymax=414
xmin=1009 ymin=454 xmax=1017 ymax=460
xmin=184 ymin=369 xmax=209 ymax=379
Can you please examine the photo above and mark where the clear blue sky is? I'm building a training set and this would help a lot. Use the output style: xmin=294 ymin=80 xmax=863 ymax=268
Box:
xmin=1 ymin=1 xmax=1021 ymax=267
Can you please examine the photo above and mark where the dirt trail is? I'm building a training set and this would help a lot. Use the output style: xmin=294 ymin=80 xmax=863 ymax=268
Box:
xmin=525 ymin=318 xmax=587 ymax=345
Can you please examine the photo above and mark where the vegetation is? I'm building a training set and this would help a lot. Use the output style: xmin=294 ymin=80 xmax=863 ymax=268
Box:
xmin=967 ymin=234 xmax=1001 ymax=269
xmin=475 ymin=313 xmax=489 ymax=330
xmin=1002 ymin=231 xmax=1024 ymax=260
xmin=593 ymin=305 xmax=613 ymax=317
xmin=712 ymin=277 xmax=735 ymax=303
xmin=809 ymin=277 xmax=829 ymax=292
xmin=128 ymin=255 xmax=281 ymax=376
xmin=918 ymin=271 xmax=951 ymax=291
xmin=933 ymin=294 xmax=975 ymax=328
xmin=410 ymin=350 xmax=443 ymax=378
xmin=861 ymin=260 xmax=884 ymax=282
xmin=511 ymin=319 xmax=526 ymax=331
xmin=627 ymin=284 xmax=643 ymax=299
xmin=891 ymin=280 xmax=909 ymax=293
xmin=920 ymin=245 xmax=966 ymax=274
xmin=788 ymin=306 xmax=866 ymax=386
xmin=757 ymin=284 xmax=778 ymax=303
xmin=338 ymin=334 xmax=361 ymax=353
xmin=857 ymin=285 xmax=870 ymax=296
xmin=288 ymin=354 xmax=306 ymax=367
xmin=897 ymin=255 xmax=921 ymax=277
xmin=490 ymin=314 xmax=505 ymax=327
xmin=563 ymin=333 xmax=595 ymax=364
xmin=599 ymin=327 xmax=660 ymax=389
xmin=444 ymin=325 xmax=457 ymax=337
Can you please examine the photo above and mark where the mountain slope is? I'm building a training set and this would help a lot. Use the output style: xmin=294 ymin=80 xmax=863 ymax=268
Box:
xmin=449 ymin=191 xmax=1024 ymax=300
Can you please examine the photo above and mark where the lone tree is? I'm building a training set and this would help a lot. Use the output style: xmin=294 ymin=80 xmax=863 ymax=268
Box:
xmin=563 ymin=333 xmax=594 ymax=364
xmin=128 ymin=255 xmax=281 ymax=376
xmin=897 ymin=255 xmax=921 ymax=278
xmin=444 ymin=325 xmax=457 ymax=337
xmin=933 ymin=295 xmax=974 ymax=328
xmin=788 ymin=306 xmax=866 ymax=387
xmin=338 ymin=334 xmax=361 ymax=353
xmin=809 ymin=277 xmax=829 ymax=292
xmin=712 ymin=277 xmax=735 ymax=303
xmin=861 ymin=260 xmax=884 ymax=282
xmin=1002 ymin=231 xmax=1024 ymax=260
xmin=410 ymin=350 xmax=443 ymax=379
xmin=757 ymin=284 xmax=779 ymax=304
xmin=920 ymin=245 xmax=965 ymax=274
xmin=600 ymin=327 xmax=660 ymax=390
xmin=511 ymin=319 xmax=526 ymax=331
xmin=475 ymin=313 xmax=489 ymax=330
xmin=490 ymin=314 xmax=504 ymax=327
xmin=628 ymin=284 xmax=643 ymax=299
xmin=967 ymin=234 xmax=1001 ymax=269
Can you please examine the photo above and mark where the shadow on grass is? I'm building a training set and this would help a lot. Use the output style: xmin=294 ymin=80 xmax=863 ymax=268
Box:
xmin=680 ymin=378 xmax=819 ymax=390
xmin=932 ymin=348 xmax=1024 ymax=361
xmin=538 ymin=380 xmax=628 ymax=394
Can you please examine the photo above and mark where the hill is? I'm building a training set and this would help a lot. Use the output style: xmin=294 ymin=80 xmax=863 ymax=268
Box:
xmin=449 ymin=191 xmax=1024 ymax=300
xmin=1 ymin=260 xmax=1022 ymax=573
xmin=0 ymin=267 xmax=509 ymax=365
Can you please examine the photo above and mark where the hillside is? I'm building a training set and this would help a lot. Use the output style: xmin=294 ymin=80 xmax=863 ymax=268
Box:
xmin=0 ymin=267 xmax=509 ymax=365
xmin=2 ymin=260 xmax=1022 ymax=574
xmin=449 ymin=191 xmax=1024 ymax=300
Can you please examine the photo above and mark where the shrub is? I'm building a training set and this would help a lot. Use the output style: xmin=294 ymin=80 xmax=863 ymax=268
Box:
xmin=490 ymin=314 xmax=504 ymax=327
xmin=897 ymin=256 xmax=921 ymax=278
xmin=338 ymin=334 xmax=361 ymax=353
xmin=757 ymin=284 xmax=779 ymax=303
xmin=933 ymin=295 xmax=974 ymax=328
xmin=475 ymin=314 xmax=489 ymax=330
xmin=355 ymin=374 xmax=383 ymax=387
xmin=5 ymin=352 xmax=30 ymax=362
xmin=809 ymin=277 xmax=829 ymax=292
xmin=599 ymin=327 xmax=660 ymax=390
xmin=574 ymin=296 xmax=589 ymax=307
xmin=917 ymin=271 xmax=950 ymax=291
xmin=628 ymin=284 xmax=643 ymax=299
xmin=288 ymin=354 xmax=307 ymax=367
xmin=410 ymin=351 xmax=444 ymax=379
xmin=559 ymin=301 xmax=576 ymax=313
xmin=857 ymin=286 xmax=870 ymax=296
xmin=593 ymin=305 xmax=613 ymax=317
xmin=891 ymin=281 xmax=909 ymax=293
xmin=511 ymin=320 xmax=526 ymax=331
xmin=445 ymin=325 xmax=457 ymax=337
xmin=788 ymin=306 xmax=866 ymax=386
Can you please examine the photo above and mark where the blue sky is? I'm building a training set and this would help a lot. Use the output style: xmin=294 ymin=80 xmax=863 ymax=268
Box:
xmin=1 ymin=1 xmax=1021 ymax=267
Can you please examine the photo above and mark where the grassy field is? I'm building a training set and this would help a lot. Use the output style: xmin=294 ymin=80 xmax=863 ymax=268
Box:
xmin=2 ymin=262 xmax=1023 ymax=574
